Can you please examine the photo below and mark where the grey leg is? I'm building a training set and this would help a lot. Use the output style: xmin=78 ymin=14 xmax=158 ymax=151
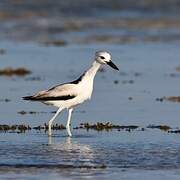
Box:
xmin=66 ymin=108 xmax=73 ymax=137
xmin=48 ymin=108 xmax=62 ymax=136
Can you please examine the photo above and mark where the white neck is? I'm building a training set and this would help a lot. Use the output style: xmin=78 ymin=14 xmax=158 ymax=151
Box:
xmin=85 ymin=61 xmax=101 ymax=79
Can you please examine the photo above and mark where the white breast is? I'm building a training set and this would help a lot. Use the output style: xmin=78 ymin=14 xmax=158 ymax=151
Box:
xmin=79 ymin=75 xmax=94 ymax=99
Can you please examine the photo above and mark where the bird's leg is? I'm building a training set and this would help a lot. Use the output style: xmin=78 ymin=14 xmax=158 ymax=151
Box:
xmin=48 ymin=108 xmax=62 ymax=136
xmin=66 ymin=108 xmax=73 ymax=137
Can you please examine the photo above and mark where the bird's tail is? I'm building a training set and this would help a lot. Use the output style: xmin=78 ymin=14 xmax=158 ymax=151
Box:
xmin=22 ymin=96 xmax=35 ymax=101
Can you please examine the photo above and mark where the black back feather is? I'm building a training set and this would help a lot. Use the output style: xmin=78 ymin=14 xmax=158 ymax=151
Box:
xmin=23 ymin=95 xmax=76 ymax=101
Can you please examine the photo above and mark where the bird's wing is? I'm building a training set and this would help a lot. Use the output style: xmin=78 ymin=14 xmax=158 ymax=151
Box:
xmin=23 ymin=83 xmax=78 ymax=101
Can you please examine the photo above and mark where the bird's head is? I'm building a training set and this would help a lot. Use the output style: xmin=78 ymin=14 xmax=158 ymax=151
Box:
xmin=95 ymin=51 xmax=119 ymax=71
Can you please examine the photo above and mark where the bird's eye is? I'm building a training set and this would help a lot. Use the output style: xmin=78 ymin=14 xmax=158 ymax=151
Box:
xmin=100 ymin=56 xmax=105 ymax=59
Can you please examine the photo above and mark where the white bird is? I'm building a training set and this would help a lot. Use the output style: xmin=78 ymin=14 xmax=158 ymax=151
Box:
xmin=23 ymin=51 xmax=119 ymax=137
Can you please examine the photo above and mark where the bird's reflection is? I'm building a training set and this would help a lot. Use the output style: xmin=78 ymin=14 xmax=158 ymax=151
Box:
xmin=48 ymin=136 xmax=95 ymax=162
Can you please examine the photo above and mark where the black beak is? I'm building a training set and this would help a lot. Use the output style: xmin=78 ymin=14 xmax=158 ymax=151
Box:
xmin=107 ymin=60 xmax=119 ymax=71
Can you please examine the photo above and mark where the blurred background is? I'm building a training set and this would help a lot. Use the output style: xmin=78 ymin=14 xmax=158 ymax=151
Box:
xmin=1 ymin=0 xmax=180 ymax=44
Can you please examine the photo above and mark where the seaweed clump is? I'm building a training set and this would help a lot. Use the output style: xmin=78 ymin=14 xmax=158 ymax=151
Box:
xmin=18 ymin=111 xmax=56 ymax=115
xmin=147 ymin=124 xmax=171 ymax=131
xmin=33 ymin=123 xmax=66 ymax=131
xmin=0 ymin=67 xmax=31 ymax=76
xmin=156 ymin=96 xmax=180 ymax=103
xmin=74 ymin=122 xmax=139 ymax=132
xmin=0 ymin=124 xmax=31 ymax=133
xmin=43 ymin=40 xmax=67 ymax=46
xmin=168 ymin=129 xmax=180 ymax=133
xmin=164 ymin=96 xmax=180 ymax=103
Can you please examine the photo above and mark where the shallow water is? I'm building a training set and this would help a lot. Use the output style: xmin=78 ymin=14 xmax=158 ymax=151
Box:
xmin=1 ymin=1 xmax=180 ymax=179
xmin=1 ymin=130 xmax=180 ymax=179
xmin=0 ymin=41 xmax=180 ymax=179
xmin=1 ymin=41 xmax=180 ymax=127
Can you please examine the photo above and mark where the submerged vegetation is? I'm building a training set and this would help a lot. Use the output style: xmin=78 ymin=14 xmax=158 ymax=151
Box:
xmin=74 ymin=122 xmax=139 ymax=131
xmin=147 ymin=124 xmax=171 ymax=131
xmin=164 ymin=96 xmax=180 ymax=103
xmin=33 ymin=123 xmax=66 ymax=131
xmin=156 ymin=96 xmax=180 ymax=103
xmin=0 ymin=122 xmax=179 ymax=134
xmin=0 ymin=124 xmax=31 ymax=133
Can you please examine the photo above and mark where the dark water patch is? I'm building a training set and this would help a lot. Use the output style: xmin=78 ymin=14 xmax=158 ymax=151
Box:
xmin=165 ymin=73 xmax=180 ymax=78
xmin=119 ymin=72 xmax=128 ymax=76
xmin=144 ymin=34 xmax=180 ymax=42
xmin=156 ymin=97 xmax=164 ymax=102
xmin=77 ymin=34 xmax=180 ymax=44
xmin=1 ymin=0 xmax=180 ymax=19
xmin=78 ymin=35 xmax=138 ymax=44
xmin=0 ymin=98 xmax=11 ymax=102
xmin=43 ymin=40 xmax=67 ymax=47
xmin=0 ymin=163 xmax=106 ymax=169
xmin=0 ymin=49 xmax=6 ymax=55
xmin=122 ymin=80 xmax=134 ymax=84
xmin=76 ymin=110 xmax=86 ymax=114
xmin=133 ymin=72 xmax=142 ymax=77
xmin=65 ymin=18 xmax=180 ymax=30
xmin=25 ymin=76 xmax=42 ymax=81
xmin=0 ymin=67 xmax=31 ymax=76
xmin=113 ymin=80 xmax=119 ymax=84
xmin=118 ymin=71 xmax=142 ymax=77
